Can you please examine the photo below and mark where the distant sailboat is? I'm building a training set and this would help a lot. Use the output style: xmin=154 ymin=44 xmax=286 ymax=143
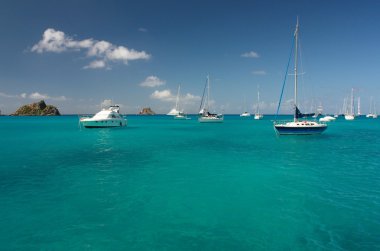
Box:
xmin=345 ymin=88 xmax=355 ymax=120
xmin=240 ymin=95 xmax=251 ymax=117
xmin=167 ymin=85 xmax=182 ymax=116
xmin=366 ymin=96 xmax=378 ymax=118
xmin=198 ymin=75 xmax=224 ymax=123
xmin=254 ymin=86 xmax=263 ymax=120
xmin=273 ymin=18 xmax=327 ymax=135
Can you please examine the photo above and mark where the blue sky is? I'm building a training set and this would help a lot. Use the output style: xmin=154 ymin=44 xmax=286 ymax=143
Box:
xmin=0 ymin=0 xmax=380 ymax=114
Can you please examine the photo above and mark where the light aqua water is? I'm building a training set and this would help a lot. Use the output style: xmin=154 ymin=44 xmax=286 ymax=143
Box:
xmin=0 ymin=115 xmax=379 ymax=250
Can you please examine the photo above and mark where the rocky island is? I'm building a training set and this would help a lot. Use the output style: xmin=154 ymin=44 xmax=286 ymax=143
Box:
xmin=139 ymin=107 xmax=155 ymax=115
xmin=12 ymin=100 xmax=60 ymax=116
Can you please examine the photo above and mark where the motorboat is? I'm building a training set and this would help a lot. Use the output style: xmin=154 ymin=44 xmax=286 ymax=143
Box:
xmin=80 ymin=105 xmax=127 ymax=128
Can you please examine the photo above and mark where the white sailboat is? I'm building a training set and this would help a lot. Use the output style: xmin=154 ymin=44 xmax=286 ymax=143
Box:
xmin=273 ymin=18 xmax=327 ymax=135
xmin=240 ymin=96 xmax=251 ymax=117
xmin=254 ymin=86 xmax=263 ymax=120
xmin=198 ymin=75 xmax=224 ymax=123
xmin=167 ymin=85 xmax=182 ymax=116
xmin=366 ymin=96 xmax=378 ymax=118
xmin=345 ymin=88 xmax=355 ymax=120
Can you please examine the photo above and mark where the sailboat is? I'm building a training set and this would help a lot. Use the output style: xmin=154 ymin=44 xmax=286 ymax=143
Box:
xmin=366 ymin=97 xmax=378 ymax=118
xmin=344 ymin=88 xmax=355 ymax=120
xmin=198 ymin=75 xmax=224 ymax=123
xmin=273 ymin=18 xmax=327 ymax=135
xmin=240 ymin=96 xmax=251 ymax=117
xmin=254 ymin=86 xmax=263 ymax=120
xmin=167 ymin=84 xmax=182 ymax=116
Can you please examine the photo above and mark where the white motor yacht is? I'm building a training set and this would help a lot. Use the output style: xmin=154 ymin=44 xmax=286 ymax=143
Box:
xmin=80 ymin=105 xmax=127 ymax=128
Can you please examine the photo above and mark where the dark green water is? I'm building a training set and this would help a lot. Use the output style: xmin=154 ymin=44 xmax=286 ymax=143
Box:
xmin=0 ymin=115 xmax=379 ymax=250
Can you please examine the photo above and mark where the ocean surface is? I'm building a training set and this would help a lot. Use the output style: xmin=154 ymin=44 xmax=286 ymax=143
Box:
xmin=0 ymin=115 xmax=379 ymax=250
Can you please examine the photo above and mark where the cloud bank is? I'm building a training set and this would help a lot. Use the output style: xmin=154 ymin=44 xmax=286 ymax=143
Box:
xmin=0 ymin=91 xmax=66 ymax=101
xmin=31 ymin=28 xmax=151 ymax=69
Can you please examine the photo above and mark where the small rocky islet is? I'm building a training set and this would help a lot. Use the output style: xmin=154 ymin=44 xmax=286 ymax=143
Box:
xmin=12 ymin=100 xmax=60 ymax=116
xmin=139 ymin=107 xmax=155 ymax=115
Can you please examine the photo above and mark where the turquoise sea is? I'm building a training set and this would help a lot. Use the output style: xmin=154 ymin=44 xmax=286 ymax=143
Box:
xmin=0 ymin=115 xmax=379 ymax=250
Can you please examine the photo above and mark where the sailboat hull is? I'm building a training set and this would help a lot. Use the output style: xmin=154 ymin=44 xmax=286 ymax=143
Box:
xmin=198 ymin=115 xmax=224 ymax=123
xmin=254 ymin=114 xmax=263 ymax=120
xmin=274 ymin=121 xmax=327 ymax=135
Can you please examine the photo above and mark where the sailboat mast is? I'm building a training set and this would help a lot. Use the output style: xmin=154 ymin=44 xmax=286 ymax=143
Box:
xmin=358 ymin=97 xmax=361 ymax=115
xmin=350 ymin=88 xmax=354 ymax=115
xmin=294 ymin=18 xmax=299 ymax=121
xmin=207 ymin=75 xmax=210 ymax=110
xmin=175 ymin=84 xmax=180 ymax=111
xmin=257 ymin=85 xmax=260 ymax=114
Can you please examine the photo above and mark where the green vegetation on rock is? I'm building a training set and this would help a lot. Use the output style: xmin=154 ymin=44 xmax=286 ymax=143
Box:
xmin=12 ymin=100 xmax=60 ymax=116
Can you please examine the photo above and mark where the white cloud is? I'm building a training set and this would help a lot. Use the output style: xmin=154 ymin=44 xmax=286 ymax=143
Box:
xmin=151 ymin=89 xmax=174 ymax=101
xmin=241 ymin=51 xmax=260 ymax=58
xmin=31 ymin=28 xmax=151 ymax=69
xmin=181 ymin=93 xmax=201 ymax=104
xmin=0 ymin=92 xmax=18 ymax=98
xmin=138 ymin=28 xmax=148 ymax=32
xmin=84 ymin=60 xmax=106 ymax=69
xmin=101 ymin=99 xmax=113 ymax=108
xmin=29 ymin=92 xmax=67 ymax=101
xmin=150 ymin=89 xmax=201 ymax=104
xmin=20 ymin=93 xmax=27 ymax=98
xmin=140 ymin=76 xmax=166 ymax=88
xmin=252 ymin=70 xmax=267 ymax=75
xmin=29 ymin=92 xmax=48 ymax=100
xmin=106 ymin=46 xmax=150 ymax=63
xmin=31 ymin=29 xmax=93 ymax=53
xmin=87 ymin=40 xmax=112 ymax=57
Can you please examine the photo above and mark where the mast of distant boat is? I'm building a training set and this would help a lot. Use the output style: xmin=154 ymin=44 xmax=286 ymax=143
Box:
xmin=257 ymin=85 xmax=260 ymax=115
xmin=175 ymin=84 xmax=181 ymax=112
xmin=207 ymin=75 xmax=210 ymax=112
xmin=294 ymin=17 xmax=299 ymax=122
xmin=350 ymin=88 xmax=354 ymax=116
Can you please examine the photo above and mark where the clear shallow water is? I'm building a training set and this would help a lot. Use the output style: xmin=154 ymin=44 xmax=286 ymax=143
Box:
xmin=0 ymin=115 xmax=379 ymax=250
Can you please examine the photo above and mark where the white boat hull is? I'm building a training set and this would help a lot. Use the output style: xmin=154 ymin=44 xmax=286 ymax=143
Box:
xmin=254 ymin=114 xmax=263 ymax=120
xmin=80 ymin=118 xmax=127 ymax=128
xmin=174 ymin=115 xmax=190 ymax=120
xmin=198 ymin=116 xmax=224 ymax=123
xmin=366 ymin=114 xmax=378 ymax=118
xmin=319 ymin=116 xmax=336 ymax=122
xmin=344 ymin=114 xmax=355 ymax=120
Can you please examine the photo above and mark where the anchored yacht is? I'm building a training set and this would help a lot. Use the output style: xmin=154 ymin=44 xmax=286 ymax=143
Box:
xmin=80 ymin=105 xmax=127 ymax=128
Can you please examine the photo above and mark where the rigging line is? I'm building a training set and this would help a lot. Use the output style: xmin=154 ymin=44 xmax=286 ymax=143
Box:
xmin=275 ymin=35 xmax=296 ymax=121
xmin=299 ymin=35 xmax=310 ymax=112
xmin=199 ymin=76 xmax=208 ymax=112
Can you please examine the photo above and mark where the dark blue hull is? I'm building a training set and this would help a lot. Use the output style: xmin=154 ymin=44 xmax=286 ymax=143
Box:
xmin=274 ymin=125 xmax=327 ymax=135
